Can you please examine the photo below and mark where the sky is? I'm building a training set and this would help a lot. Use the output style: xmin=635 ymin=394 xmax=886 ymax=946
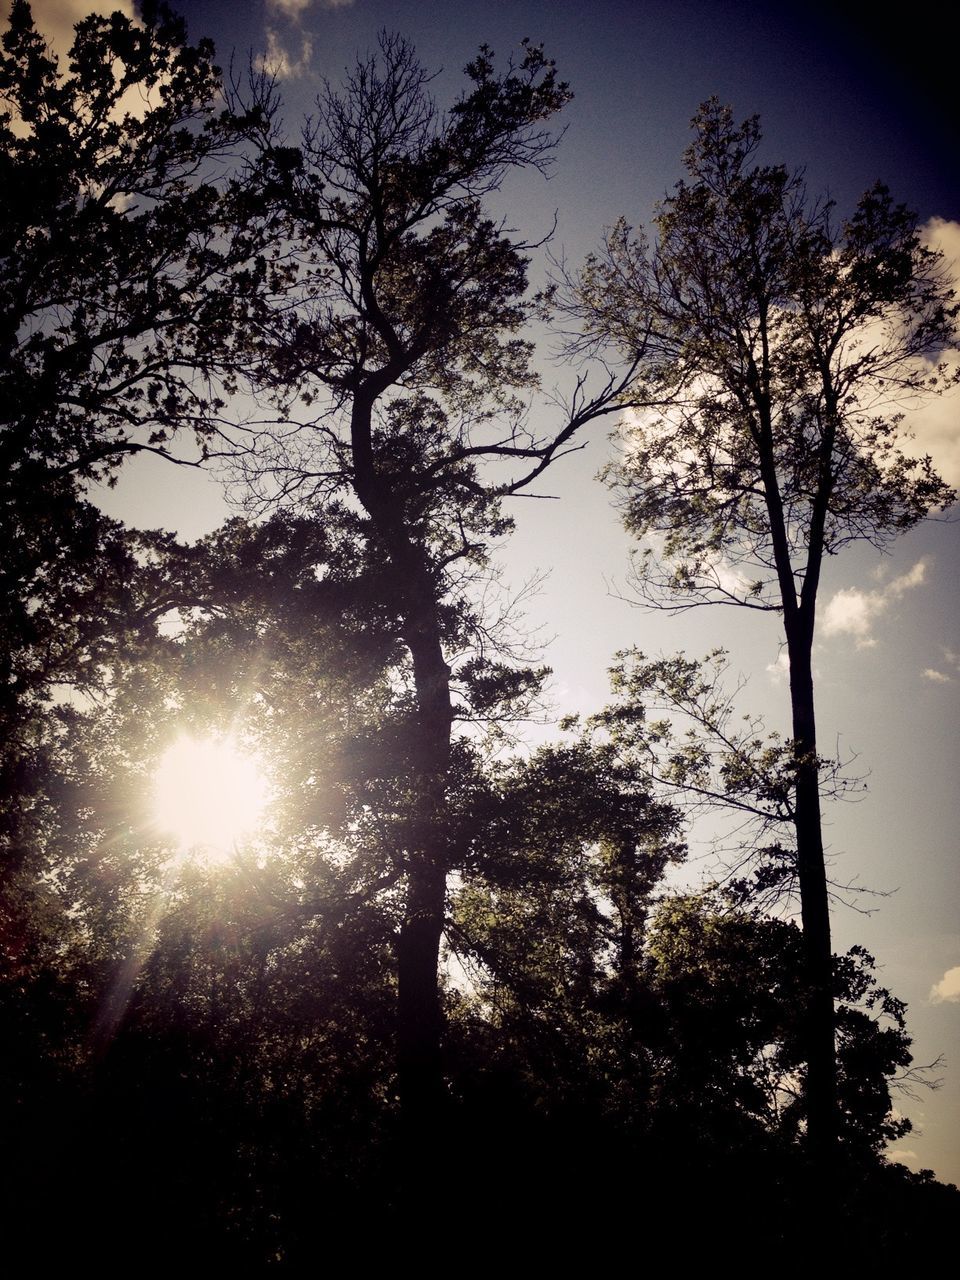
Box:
xmin=9 ymin=0 xmax=959 ymax=1182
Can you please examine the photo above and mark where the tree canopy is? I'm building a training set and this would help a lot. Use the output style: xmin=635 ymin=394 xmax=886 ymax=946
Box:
xmin=1 ymin=8 xmax=957 ymax=1265
xmin=565 ymin=99 xmax=957 ymax=615
xmin=0 ymin=0 xmax=283 ymax=488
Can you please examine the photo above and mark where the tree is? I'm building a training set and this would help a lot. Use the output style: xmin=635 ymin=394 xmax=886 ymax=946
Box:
xmin=0 ymin=501 xmax=948 ymax=1261
xmin=0 ymin=0 xmax=284 ymax=906
xmin=0 ymin=505 xmax=414 ymax=1264
xmin=561 ymin=99 xmax=958 ymax=1155
xmin=645 ymin=892 xmax=913 ymax=1159
xmin=237 ymin=33 xmax=631 ymax=1154
xmin=442 ymin=721 xmax=920 ymax=1249
xmin=1 ymin=0 xmax=281 ymax=500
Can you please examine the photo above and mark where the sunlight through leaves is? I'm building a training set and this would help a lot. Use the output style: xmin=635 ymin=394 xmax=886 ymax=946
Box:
xmin=151 ymin=736 xmax=269 ymax=860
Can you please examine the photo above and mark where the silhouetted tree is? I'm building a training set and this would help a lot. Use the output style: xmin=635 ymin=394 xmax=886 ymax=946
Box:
xmin=1 ymin=504 xmax=952 ymax=1264
xmin=0 ymin=0 xmax=289 ymax=834
xmin=1 ymin=1 xmax=282 ymax=487
xmin=234 ymin=33 xmax=635 ymax=1165
xmin=4 ymin=16 xmax=957 ymax=1257
xmin=0 ymin=0 xmax=288 ymax=998
xmin=0 ymin=508 xmax=407 ymax=1264
xmin=561 ymin=99 xmax=958 ymax=1155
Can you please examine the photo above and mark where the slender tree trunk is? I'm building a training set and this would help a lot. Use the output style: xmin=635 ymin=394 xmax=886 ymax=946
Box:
xmin=755 ymin=407 xmax=837 ymax=1159
xmin=785 ymin=620 xmax=836 ymax=1157
xmin=607 ymin=835 xmax=645 ymax=988
xmin=385 ymin=573 xmax=454 ymax=1243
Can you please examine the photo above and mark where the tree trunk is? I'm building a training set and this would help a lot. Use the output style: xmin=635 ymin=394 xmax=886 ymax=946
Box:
xmin=350 ymin=396 xmax=453 ymax=1128
xmin=385 ymin=571 xmax=453 ymax=1238
xmin=394 ymin=557 xmax=453 ymax=1110
xmin=785 ymin=622 xmax=836 ymax=1158
xmin=396 ymin=858 xmax=447 ymax=1121
xmin=756 ymin=411 xmax=837 ymax=1159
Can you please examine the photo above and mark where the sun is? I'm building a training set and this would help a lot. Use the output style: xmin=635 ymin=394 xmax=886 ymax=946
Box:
xmin=151 ymin=735 xmax=269 ymax=858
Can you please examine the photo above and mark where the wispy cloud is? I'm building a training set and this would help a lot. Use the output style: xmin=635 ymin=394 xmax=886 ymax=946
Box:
xmin=887 ymin=1148 xmax=921 ymax=1166
xmin=930 ymin=965 xmax=960 ymax=1003
xmin=259 ymin=0 xmax=352 ymax=81
xmin=921 ymin=647 xmax=960 ymax=686
xmin=266 ymin=0 xmax=354 ymax=14
xmin=266 ymin=0 xmax=314 ymax=14
xmin=766 ymin=651 xmax=790 ymax=683
xmin=923 ymin=668 xmax=952 ymax=683
xmin=822 ymin=560 xmax=927 ymax=649
xmin=267 ymin=0 xmax=358 ymax=12
xmin=259 ymin=26 xmax=314 ymax=79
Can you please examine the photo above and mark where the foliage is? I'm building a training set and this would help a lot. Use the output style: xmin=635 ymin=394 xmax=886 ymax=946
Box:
xmin=254 ymin=31 xmax=570 ymax=415
xmin=0 ymin=453 xmax=950 ymax=1266
xmin=564 ymin=99 xmax=957 ymax=612
xmin=238 ymin=29 xmax=627 ymax=597
xmin=647 ymin=894 xmax=913 ymax=1154
xmin=1 ymin=0 xmax=283 ymax=498
xmin=228 ymin=31 xmax=638 ymax=1133
xmin=560 ymin=97 xmax=958 ymax=1151
xmin=588 ymin=646 xmax=874 ymax=906
xmin=2 ymin=17 xmax=957 ymax=1260
xmin=0 ymin=0 xmax=285 ymax=891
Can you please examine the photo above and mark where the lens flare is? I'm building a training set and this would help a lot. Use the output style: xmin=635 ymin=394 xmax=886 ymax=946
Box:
xmin=152 ymin=735 xmax=268 ymax=858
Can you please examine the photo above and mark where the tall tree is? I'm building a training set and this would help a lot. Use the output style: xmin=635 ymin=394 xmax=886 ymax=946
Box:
xmin=560 ymin=100 xmax=958 ymax=1155
xmin=238 ymin=33 xmax=630 ymax=1149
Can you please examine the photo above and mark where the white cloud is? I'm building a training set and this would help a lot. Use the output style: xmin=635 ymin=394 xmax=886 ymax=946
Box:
xmin=828 ymin=217 xmax=960 ymax=496
xmin=258 ymin=0 xmax=352 ymax=81
xmin=899 ymin=353 xmax=960 ymax=493
xmin=893 ymin=561 xmax=927 ymax=591
xmin=267 ymin=0 xmax=354 ymax=15
xmin=900 ymin=218 xmax=960 ymax=493
xmin=887 ymin=1148 xmax=921 ymax=1166
xmin=766 ymin=651 xmax=790 ymax=683
xmin=267 ymin=0 xmax=313 ymax=14
xmin=822 ymin=588 xmax=881 ymax=648
xmin=923 ymin=667 xmax=953 ymax=684
xmin=258 ymin=27 xmax=314 ymax=79
xmin=711 ymin=554 xmax=751 ymax=598
xmin=822 ymin=560 xmax=927 ymax=648
xmin=920 ymin=646 xmax=959 ymax=685
xmin=920 ymin=646 xmax=959 ymax=686
xmin=923 ymin=216 xmax=960 ymax=278
xmin=929 ymin=965 xmax=960 ymax=1003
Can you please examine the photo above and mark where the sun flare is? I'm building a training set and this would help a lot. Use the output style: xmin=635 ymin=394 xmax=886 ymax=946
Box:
xmin=152 ymin=736 xmax=269 ymax=858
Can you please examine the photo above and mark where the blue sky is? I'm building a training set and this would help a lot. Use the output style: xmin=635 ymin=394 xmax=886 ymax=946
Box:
xmin=11 ymin=0 xmax=959 ymax=1181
